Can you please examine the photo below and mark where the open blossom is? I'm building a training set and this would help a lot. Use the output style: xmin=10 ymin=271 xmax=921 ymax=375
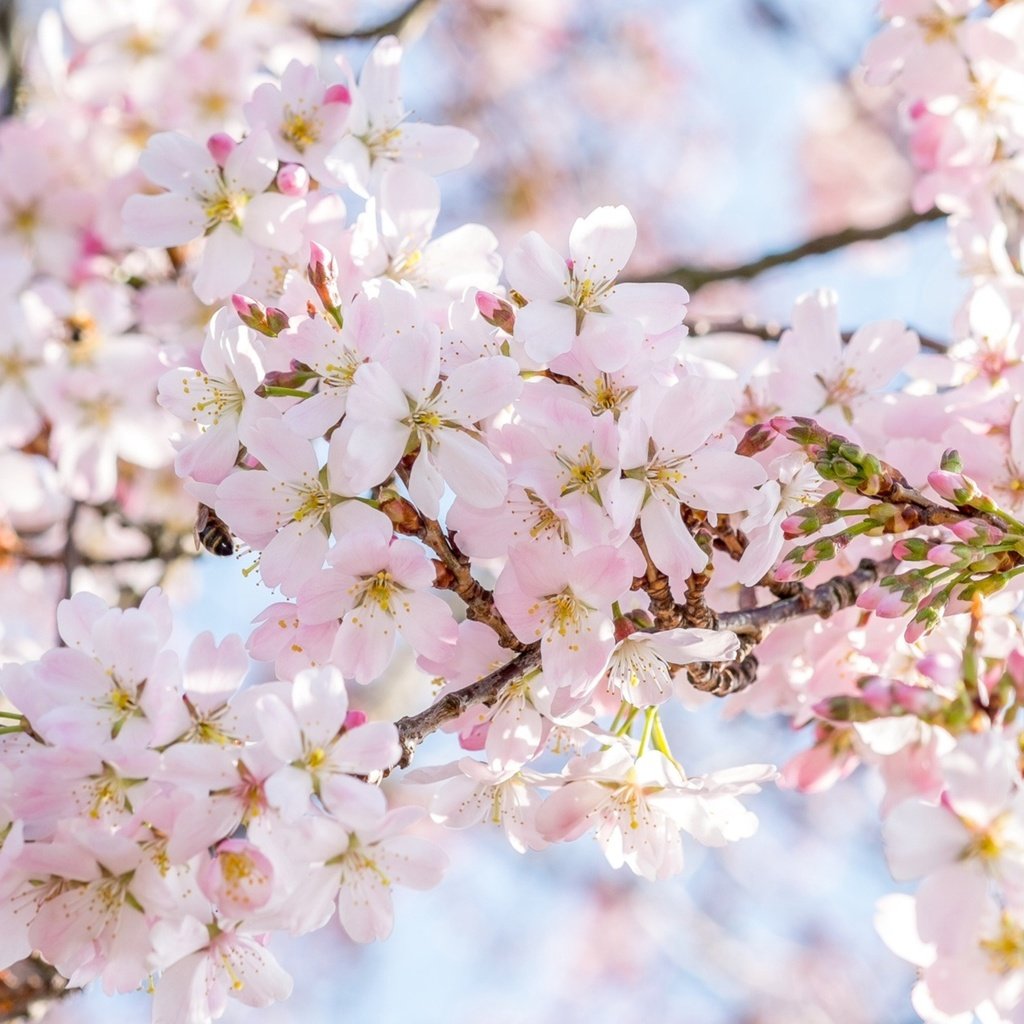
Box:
xmin=325 ymin=36 xmax=477 ymax=197
xmin=215 ymin=415 xmax=388 ymax=596
xmin=410 ymin=758 xmax=548 ymax=854
xmin=617 ymin=377 xmax=766 ymax=588
xmin=494 ymin=542 xmax=635 ymax=697
xmin=337 ymin=326 xmax=521 ymax=518
xmin=255 ymin=666 xmax=400 ymax=822
xmin=152 ymin=918 xmax=293 ymax=1024
xmin=287 ymin=807 xmax=449 ymax=943
xmin=607 ymin=626 xmax=741 ymax=707
xmin=157 ymin=308 xmax=266 ymax=496
xmin=0 ymin=589 xmax=180 ymax=750
xmin=123 ymin=129 xmax=306 ymax=303
xmin=352 ymin=165 xmax=501 ymax=299
xmin=296 ymin=517 xmax=458 ymax=683
xmin=505 ymin=205 xmax=688 ymax=371
xmin=243 ymin=59 xmax=351 ymax=183
xmin=537 ymin=748 xmax=773 ymax=880
xmin=775 ymin=290 xmax=919 ymax=433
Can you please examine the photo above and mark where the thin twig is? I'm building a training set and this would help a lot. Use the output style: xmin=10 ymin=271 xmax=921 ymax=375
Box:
xmin=718 ymin=556 xmax=898 ymax=634
xmin=60 ymin=501 xmax=80 ymax=604
xmin=393 ymin=643 xmax=541 ymax=768
xmin=631 ymin=207 xmax=944 ymax=290
xmin=305 ymin=0 xmax=437 ymax=41
xmin=686 ymin=315 xmax=948 ymax=354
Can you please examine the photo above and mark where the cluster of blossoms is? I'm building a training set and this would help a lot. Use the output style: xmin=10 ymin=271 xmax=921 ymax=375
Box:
xmin=9 ymin=1 xmax=1024 ymax=1023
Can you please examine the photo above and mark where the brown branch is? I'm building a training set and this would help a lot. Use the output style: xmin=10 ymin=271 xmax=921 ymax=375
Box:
xmin=421 ymin=515 xmax=524 ymax=650
xmin=392 ymin=643 xmax=541 ymax=769
xmin=0 ymin=956 xmax=68 ymax=1021
xmin=305 ymin=0 xmax=437 ymax=40
xmin=631 ymin=206 xmax=944 ymax=290
xmin=60 ymin=501 xmax=80 ymax=604
xmin=630 ymin=522 xmax=684 ymax=630
xmin=685 ymin=315 xmax=948 ymax=354
xmin=391 ymin=556 xmax=903 ymax=766
xmin=718 ymin=556 xmax=898 ymax=634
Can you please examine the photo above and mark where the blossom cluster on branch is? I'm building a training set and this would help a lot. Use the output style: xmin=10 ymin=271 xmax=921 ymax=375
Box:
xmin=4 ymin=2 xmax=1024 ymax=1023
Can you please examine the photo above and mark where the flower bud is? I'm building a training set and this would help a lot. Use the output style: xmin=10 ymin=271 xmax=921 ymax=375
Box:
xmin=892 ymin=537 xmax=930 ymax=561
xmin=308 ymin=241 xmax=342 ymax=318
xmin=207 ymin=132 xmax=236 ymax=167
xmin=475 ymin=290 xmax=516 ymax=333
xmin=231 ymin=293 xmax=283 ymax=337
xmin=324 ymin=83 xmax=352 ymax=105
xmin=344 ymin=709 xmax=367 ymax=730
xmin=940 ymin=449 xmax=963 ymax=473
xmin=381 ymin=495 xmax=424 ymax=535
xmin=276 ymin=162 xmax=310 ymax=196
xmin=735 ymin=422 xmax=774 ymax=457
xmin=928 ymin=468 xmax=978 ymax=505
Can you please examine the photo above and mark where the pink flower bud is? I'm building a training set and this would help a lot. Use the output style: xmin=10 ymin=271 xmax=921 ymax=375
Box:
xmin=859 ymin=677 xmax=895 ymax=714
xmin=207 ymin=132 xmax=236 ymax=167
xmin=198 ymin=839 xmax=274 ymax=918
xmin=276 ymin=163 xmax=310 ymax=196
xmin=925 ymin=543 xmax=961 ymax=567
xmin=308 ymin=241 xmax=342 ymax=313
xmin=344 ymin=709 xmax=367 ymax=730
xmin=475 ymin=290 xmax=516 ymax=333
xmin=874 ymin=589 xmax=913 ymax=618
xmin=949 ymin=518 xmax=1004 ymax=544
xmin=324 ymin=83 xmax=352 ymax=105
xmin=891 ymin=682 xmax=943 ymax=716
xmin=927 ymin=469 xmax=973 ymax=504
xmin=856 ymin=585 xmax=884 ymax=612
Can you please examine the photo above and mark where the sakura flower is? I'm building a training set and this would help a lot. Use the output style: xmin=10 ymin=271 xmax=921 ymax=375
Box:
xmin=352 ymin=165 xmax=501 ymax=300
xmin=215 ymin=416 xmax=389 ymax=596
xmin=617 ymin=377 xmax=766 ymax=588
xmin=884 ymin=732 xmax=1024 ymax=900
xmin=775 ymin=290 xmax=919 ymax=433
xmin=325 ymin=36 xmax=477 ymax=197
xmin=158 ymin=308 xmax=266 ymax=494
xmin=494 ymin=542 xmax=634 ymax=696
xmin=152 ymin=919 xmax=293 ymax=1024
xmin=292 ymin=807 xmax=449 ymax=943
xmin=280 ymin=291 xmax=384 ymax=439
xmin=607 ymin=626 xmax=740 ymax=707
xmin=198 ymin=839 xmax=275 ymax=919
xmin=0 ymin=588 xmax=181 ymax=750
xmin=338 ymin=326 xmax=521 ymax=518
xmin=22 ymin=824 xmax=157 ymax=992
xmin=123 ymin=129 xmax=306 ymax=303
xmin=504 ymin=205 xmax=688 ymax=371
xmin=255 ymin=665 xmax=399 ymax=822
xmin=736 ymin=452 xmax=826 ymax=586
xmin=412 ymin=758 xmax=548 ymax=854
xmin=244 ymin=59 xmax=351 ymax=183
xmin=537 ymin=748 xmax=771 ymax=881
xmin=296 ymin=518 xmax=458 ymax=684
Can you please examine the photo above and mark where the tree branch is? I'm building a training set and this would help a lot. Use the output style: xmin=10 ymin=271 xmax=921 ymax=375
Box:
xmin=0 ymin=956 xmax=68 ymax=1022
xmin=393 ymin=643 xmax=541 ymax=769
xmin=632 ymin=206 xmax=944 ymax=290
xmin=390 ymin=557 xmax=900 ymax=766
xmin=718 ymin=556 xmax=898 ymax=634
xmin=305 ymin=0 xmax=437 ymax=41
xmin=685 ymin=315 xmax=948 ymax=354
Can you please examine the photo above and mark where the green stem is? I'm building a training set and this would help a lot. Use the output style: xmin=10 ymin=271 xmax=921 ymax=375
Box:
xmin=651 ymin=713 xmax=682 ymax=770
xmin=638 ymin=707 xmax=657 ymax=755
xmin=263 ymin=386 xmax=313 ymax=399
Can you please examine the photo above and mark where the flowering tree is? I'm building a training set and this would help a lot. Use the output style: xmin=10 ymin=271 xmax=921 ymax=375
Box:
xmin=3 ymin=0 xmax=1024 ymax=1021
